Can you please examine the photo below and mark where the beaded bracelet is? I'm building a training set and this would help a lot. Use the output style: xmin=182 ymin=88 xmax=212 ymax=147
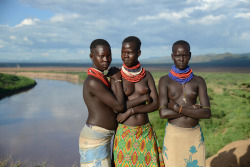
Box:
xmin=158 ymin=106 xmax=167 ymax=110
xmin=115 ymin=80 xmax=122 ymax=83
xmin=179 ymin=106 xmax=183 ymax=113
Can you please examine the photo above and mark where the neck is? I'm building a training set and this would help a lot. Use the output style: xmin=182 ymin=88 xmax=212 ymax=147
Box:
xmin=91 ymin=66 xmax=104 ymax=73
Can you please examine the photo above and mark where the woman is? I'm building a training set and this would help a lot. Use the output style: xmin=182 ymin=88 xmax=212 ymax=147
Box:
xmin=112 ymin=36 xmax=164 ymax=167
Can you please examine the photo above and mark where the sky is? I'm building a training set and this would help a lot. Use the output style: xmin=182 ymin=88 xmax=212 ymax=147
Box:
xmin=0 ymin=0 xmax=250 ymax=62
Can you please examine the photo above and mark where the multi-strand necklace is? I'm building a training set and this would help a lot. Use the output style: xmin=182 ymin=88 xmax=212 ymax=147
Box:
xmin=121 ymin=61 xmax=146 ymax=82
xmin=87 ymin=67 xmax=111 ymax=88
xmin=168 ymin=65 xmax=194 ymax=103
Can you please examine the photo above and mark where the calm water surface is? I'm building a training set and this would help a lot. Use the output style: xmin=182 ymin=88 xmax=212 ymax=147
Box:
xmin=0 ymin=78 xmax=87 ymax=166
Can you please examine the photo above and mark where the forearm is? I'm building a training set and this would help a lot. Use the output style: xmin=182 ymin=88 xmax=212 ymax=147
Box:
xmin=113 ymin=81 xmax=125 ymax=112
xmin=159 ymin=107 xmax=183 ymax=119
xmin=176 ymin=106 xmax=211 ymax=119
xmin=126 ymin=97 xmax=145 ymax=109
xmin=131 ymin=101 xmax=158 ymax=114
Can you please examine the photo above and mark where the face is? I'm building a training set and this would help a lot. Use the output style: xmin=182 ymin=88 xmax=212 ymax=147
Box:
xmin=121 ymin=42 xmax=141 ymax=67
xmin=171 ymin=45 xmax=191 ymax=70
xmin=90 ymin=45 xmax=112 ymax=71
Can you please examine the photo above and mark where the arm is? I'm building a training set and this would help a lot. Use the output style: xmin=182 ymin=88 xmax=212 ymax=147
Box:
xmin=158 ymin=76 xmax=183 ymax=119
xmin=126 ymin=94 xmax=151 ymax=109
xmin=130 ymin=72 xmax=158 ymax=114
xmin=110 ymin=78 xmax=150 ymax=111
xmin=168 ymin=77 xmax=211 ymax=119
xmin=89 ymin=72 xmax=125 ymax=112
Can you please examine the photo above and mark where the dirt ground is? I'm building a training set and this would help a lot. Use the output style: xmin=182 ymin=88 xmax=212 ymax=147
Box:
xmin=0 ymin=67 xmax=86 ymax=82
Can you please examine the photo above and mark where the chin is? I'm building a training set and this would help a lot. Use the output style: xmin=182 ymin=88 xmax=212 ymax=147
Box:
xmin=177 ymin=65 xmax=187 ymax=70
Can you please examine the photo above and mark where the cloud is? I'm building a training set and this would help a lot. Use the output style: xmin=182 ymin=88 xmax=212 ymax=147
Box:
xmin=189 ymin=14 xmax=226 ymax=25
xmin=138 ymin=11 xmax=189 ymax=21
xmin=235 ymin=12 xmax=250 ymax=19
xmin=9 ymin=35 xmax=17 ymax=40
xmin=15 ymin=18 xmax=40 ymax=27
xmin=50 ymin=13 xmax=79 ymax=23
xmin=0 ymin=0 xmax=250 ymax=61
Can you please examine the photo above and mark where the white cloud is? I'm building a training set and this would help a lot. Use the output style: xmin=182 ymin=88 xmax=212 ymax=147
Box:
xmin=50 ymin=13 xmax=79 ymax=23
xmin=239 ymin=32 xmax=250 ymax=40
xmin=138 ymin=11 xmax=189 ymax=21
xmin=0 ymin=0 xmax=250 ymax=61
xmin=9 ymin=36 xmax=17 ymax=40
xmin=189 ymin=14 xmax=226 ymax=25
xmin=15 ymin=18 xmax=40 ymax=27
xmin=235 ymin=12 xmax=250 ymax=19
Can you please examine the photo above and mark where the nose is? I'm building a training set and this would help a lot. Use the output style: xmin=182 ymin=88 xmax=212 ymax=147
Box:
xmin=103 ymin=56 xmax=108 ymax=61
xmin=179 ymin=55 xmax=184 ymax=61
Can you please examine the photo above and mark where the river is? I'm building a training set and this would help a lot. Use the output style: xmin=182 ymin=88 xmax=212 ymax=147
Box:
xmin=0 ymin=78 xmax=87 ymax=166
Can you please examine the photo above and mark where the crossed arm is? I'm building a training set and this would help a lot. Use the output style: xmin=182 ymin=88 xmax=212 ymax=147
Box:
xmin=158 ymin=76 xmax=211 ymax=120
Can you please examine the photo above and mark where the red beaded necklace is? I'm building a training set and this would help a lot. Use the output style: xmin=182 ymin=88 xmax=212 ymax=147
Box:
xmin=121 ymin=61 xmax=146 ymax=82
xmin=87 ymin=67 xmax=111 ymax=88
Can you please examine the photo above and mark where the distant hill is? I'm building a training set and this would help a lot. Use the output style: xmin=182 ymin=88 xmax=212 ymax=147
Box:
xmin=0 ymin=53 xmax=249 ymax=68
xmin=141 ymin=53 xmax=250 ymax=67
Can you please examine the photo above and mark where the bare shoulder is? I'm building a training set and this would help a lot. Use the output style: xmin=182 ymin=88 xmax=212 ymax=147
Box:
xmin=193 ymin=75 xmax=206 ymax=85
xmin=159 ymin=75 xmax=171 ymax=84
xmin=84 ymin=76 xmax=105 ymax=90
xmin=145 ymin=70 xmax=153 ymax=78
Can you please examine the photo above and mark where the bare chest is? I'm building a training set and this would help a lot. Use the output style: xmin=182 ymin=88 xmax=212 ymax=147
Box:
xmin=168 ymin=81 xmax=199 ymax=103
xmin=123 ymin=79 xmax=149 ymax=98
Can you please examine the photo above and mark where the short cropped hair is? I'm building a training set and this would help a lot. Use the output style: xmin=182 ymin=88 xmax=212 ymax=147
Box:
xmin=172 ymin=40 xmax=190 ymax=52
xmin=90 ymin=39 xmax=111 ymax=53
xmin=122 ymin=36 xmax=141 ymax=50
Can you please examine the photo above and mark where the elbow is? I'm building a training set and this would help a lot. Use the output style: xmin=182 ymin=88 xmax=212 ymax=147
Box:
xmin=151 ymin=101 xmax=158 ymax=112
xmin=159 ymin=110 xmax=170 ymax=119
xmin=204 ymin=110 xmax=211 ymax=119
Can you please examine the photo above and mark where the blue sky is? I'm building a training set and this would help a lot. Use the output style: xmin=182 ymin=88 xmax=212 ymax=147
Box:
xmin=0 ymin=0 xmax=250 ymax=62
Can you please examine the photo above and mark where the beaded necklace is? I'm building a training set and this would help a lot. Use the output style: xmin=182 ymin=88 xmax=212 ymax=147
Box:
xmin=168 ymin=65 xmax=193 ymax=103
xmin=121 ymin=61 xmax=146 ymax=82
xmin=87 ymin=67 xmax=111 ymax=88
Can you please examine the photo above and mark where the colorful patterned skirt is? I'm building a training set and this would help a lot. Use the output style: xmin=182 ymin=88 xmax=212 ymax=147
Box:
xmin=79 ymin=124 xmax=115 ymax=167
xmin=163 ymin=123 xmax=205 ymax=167
xmin=113 ymin=123 xmax=164 ymax=167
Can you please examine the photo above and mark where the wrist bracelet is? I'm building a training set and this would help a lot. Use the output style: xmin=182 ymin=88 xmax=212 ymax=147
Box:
xmin=158 ymin=106 xmax=167 ymax=110
xmin=115 ymin=80 xmax=122 ymax=83
xmin=131 ymin=108 xmax=135 ymax=115
xmin=179 ymin=106 xmax=183 ymax=113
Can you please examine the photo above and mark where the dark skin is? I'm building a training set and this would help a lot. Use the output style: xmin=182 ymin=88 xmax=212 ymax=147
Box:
xmin=112 ymin=42 xmax=158 ymax=126
xmin=83 ymin=45 xmax=125 ymax=130
xmin=158 ymin=44 xmax=211 ymax=128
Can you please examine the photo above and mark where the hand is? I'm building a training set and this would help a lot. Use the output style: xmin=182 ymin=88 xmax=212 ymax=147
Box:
xmin=107 ymin=67 xmax=121 ymax=80
xmin=116 ymin=109 xmax=132 ymax=123
xmin=143 ymin=94 xmax=152 ymax=104
xmin=168 ymin=100 xmax=178 ymax=112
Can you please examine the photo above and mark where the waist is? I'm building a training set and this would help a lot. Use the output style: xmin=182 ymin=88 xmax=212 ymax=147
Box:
xmin=123 ymin=113 xmax=149 ymax=126
xmin=168 ymin=116 xmax=199 ymax=128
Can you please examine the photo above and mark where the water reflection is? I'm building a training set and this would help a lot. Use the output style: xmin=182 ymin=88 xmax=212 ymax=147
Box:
xmin=0 ymin=79 xmax=87 ymax=166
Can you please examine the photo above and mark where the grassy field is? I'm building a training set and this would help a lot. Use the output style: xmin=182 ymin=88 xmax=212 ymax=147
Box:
xmin=148 ymin=72 xmax=250 ymax=158
xmin=0 ymin=73 xmax=37 ymax=99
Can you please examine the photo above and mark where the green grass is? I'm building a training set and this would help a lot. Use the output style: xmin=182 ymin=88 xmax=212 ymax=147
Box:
xmin=149 ymin=72 xmax=250 ymax=158
xmin=0 ymin=73 xmax=36 ymax=98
